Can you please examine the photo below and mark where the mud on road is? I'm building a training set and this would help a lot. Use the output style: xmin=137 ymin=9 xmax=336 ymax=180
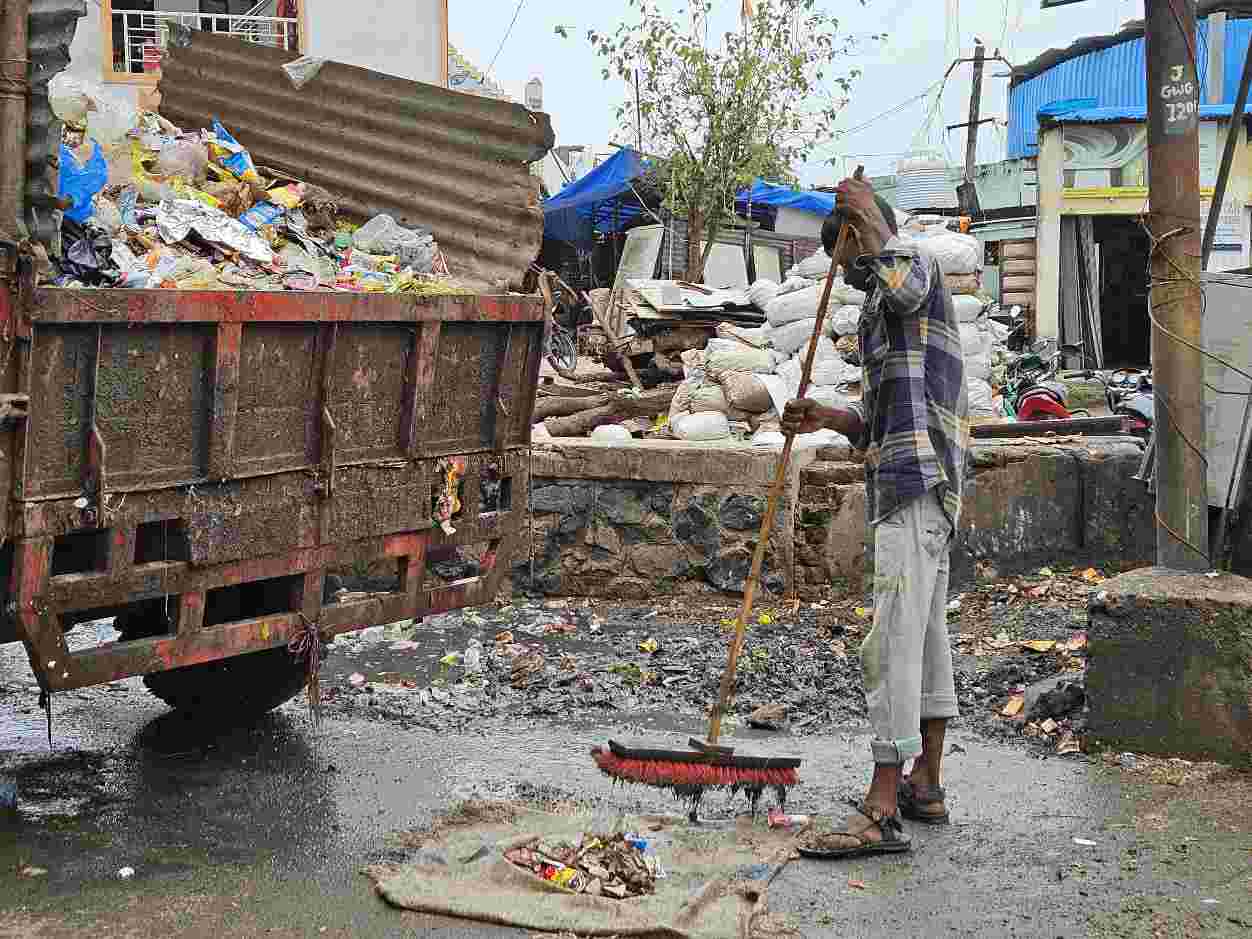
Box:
xmin=0 ymin=569 xmax=1249 ymax=938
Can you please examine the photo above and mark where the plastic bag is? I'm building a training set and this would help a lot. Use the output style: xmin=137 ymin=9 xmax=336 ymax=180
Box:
xmin=591 ymin=424 xmax=632 ymax=443
xmin=786 ymin=248 xmax=832 ymax=280
xmin=353 ymin=214 xmax=403 ymax=253
xmin=155 ymin=138 xmax=208 ymax=181
xmin=748 ymin=279 xmax=780 ymax=310
xmin=764 ymin=284 xmax=822 ymax=326
xmin=797 ymin=334 xmax=838 ymax=366
xmin=710 ymin=368 xmax=773 ymax=413
xmin=48 ymin=73 xmax=91 ymax=126
xmin=811 ymin=357 xmax=861 ymax=387
xmin=87 ymin=95 xmax=139 ymax=152
xmin=778 ymin=275 xmax=815 ymax=297
xmin=830 ymin=304 xmax=861 ymax=337
xmin=670 ymin=378 xmax=750 ymax=422
xmin=282 ymin=55 xmax=327 ymax=89
xmin=716 ymin=323 xmax=772 ymax=348
xmin=59 ymin=142 xmax=108 ymax=224
xmin=671 ymin=411 xmax=731 ymax=441
xmin=767 ymin=317 xmax=820 ymax=355
xmin=680 ymin=348 xmax=707 ymax=382
xmin=914 ymin=231 xmax=982 ymax=275
xmin=953 ymin=294 xmax=986 ymax=323
xmin=704 ymin=338 xmax=778 ymax=374
xmin=91 ymin=196 xmax=123 ymax=234
xmin=967 ymin=378 xmax=998 ymax=418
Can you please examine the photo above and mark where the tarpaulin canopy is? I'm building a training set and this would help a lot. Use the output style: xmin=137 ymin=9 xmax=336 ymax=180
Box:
xmin=542 ymin=147 xmax=649 ymax=244
xmin=735 ymin=179 xmax=835 ymax=217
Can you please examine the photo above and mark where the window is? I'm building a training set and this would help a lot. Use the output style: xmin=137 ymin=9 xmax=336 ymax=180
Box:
xmin=101 ymin=0 xmax=305 ymax=83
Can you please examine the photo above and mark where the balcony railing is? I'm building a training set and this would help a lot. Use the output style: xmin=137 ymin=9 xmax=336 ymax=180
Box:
xmin=112 ymin=10 xmax=299 ymax=76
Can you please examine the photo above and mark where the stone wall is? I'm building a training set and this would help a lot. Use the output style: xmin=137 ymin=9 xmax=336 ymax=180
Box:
xmin=516 ymin=440 xmax=802 ymax=600
xmin=515 ymin=435 xmax=1155 ymax=601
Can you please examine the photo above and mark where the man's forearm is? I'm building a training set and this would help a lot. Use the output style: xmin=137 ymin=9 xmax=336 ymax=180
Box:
xmin=823 ymin=406 xmax=864 ymax=439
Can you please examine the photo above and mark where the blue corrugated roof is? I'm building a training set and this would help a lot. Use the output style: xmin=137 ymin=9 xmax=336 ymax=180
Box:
xmin=1008 ymin=16 xmax=1252 ymax=158
xmin=1042 ymin=102 xmax=1252 ymax=123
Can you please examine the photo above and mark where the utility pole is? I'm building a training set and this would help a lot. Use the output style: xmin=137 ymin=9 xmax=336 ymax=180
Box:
xmin=1146 ymin=0 xmax=1209 ymax=569
xmin=960 ymin=42 xmax=986 ymax=214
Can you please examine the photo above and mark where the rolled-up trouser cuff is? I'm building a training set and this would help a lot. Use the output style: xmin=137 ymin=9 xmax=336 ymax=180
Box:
xmin=921 ymin=693 xmax=960 ymax=720
xmin=871 ymin=734 xmax=922 ymax=765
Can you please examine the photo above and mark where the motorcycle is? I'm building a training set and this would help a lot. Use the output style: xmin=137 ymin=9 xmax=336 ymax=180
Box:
xmin=1001 ymin=340 xmax=1087 ymax=421
xmin=1104 ymin=369 xmax=1154 ymax=439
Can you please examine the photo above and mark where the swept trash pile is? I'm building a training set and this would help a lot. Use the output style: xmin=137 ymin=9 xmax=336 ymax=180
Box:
xmin=665 ymin=219 xmax=1011 ymax=445
xmin=46 ymin=76 xmax=458 ymax=295
xmin=321 ymin=565 xmax=1099 ymax=756
xmin=504 ymin=831 xmax=660 ymax=898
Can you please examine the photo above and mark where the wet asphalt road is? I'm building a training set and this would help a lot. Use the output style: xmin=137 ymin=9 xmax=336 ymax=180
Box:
xmin=1 ymin=631 xmax=1249 ymax=938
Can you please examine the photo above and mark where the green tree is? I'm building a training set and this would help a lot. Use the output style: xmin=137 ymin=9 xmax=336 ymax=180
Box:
xmin=578 ymin=0 xmax=876 ymax=281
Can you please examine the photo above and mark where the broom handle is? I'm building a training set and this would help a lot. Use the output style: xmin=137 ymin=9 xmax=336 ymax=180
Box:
xmin=707 ymin=166 xmax=863 ymax=746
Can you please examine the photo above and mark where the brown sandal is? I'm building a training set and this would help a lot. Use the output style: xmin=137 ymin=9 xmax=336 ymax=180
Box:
xmin=897 ymin=781 xmax=950 ymax=825
xmin=797 ymin=802 xmax=913 ymax=859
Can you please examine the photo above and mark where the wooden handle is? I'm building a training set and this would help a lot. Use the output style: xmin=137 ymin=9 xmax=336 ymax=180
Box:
xmin=706 ymin=167 xmax=864 ymax=745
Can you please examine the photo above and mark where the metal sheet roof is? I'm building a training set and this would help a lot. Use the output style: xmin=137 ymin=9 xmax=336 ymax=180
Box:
xmin=159 ymin=29 xmax=555 ymax=289
xmin=1041 ymin=103 xmax=1252 ymax=124
xmin=26 ymin=0 xmax=87 ymax=253
xmin=1008 ymin=14 xmax=1252 ymax=159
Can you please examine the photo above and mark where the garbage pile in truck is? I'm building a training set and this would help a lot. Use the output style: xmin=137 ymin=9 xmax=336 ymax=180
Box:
xmin=663 ymin=217 xmax=1010 ymax=444
xmin=45 ymin=76 xmax=459 ymax=295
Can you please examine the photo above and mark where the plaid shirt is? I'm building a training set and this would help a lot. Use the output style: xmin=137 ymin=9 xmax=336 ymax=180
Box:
xmin=846 ymin=238 xmax=970 ymax=528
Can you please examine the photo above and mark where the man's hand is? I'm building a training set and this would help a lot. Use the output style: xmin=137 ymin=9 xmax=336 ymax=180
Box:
xmin=782 ymin=399 xmax=833 ymax=436
xmin=782 ymin=398 xmax=865 ymax=440
xmin=836 ymin=176 xmax=892 ymax=258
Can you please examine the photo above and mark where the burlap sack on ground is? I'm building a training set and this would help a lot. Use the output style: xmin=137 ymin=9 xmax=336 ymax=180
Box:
xmin=368 ymin=804 xmax=802 ymax=939
xmin=710 ymin=367 xmax=774 ymax=413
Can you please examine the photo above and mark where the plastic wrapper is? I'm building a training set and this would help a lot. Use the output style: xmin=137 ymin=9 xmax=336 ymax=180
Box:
xmin=157 ymin=199 xmax=274 ymax=264
xmin=266 ymin=183 xmax=306 ymax=210
xmin=206 ymin=120 xmax=261 ymax=183
xmin=240 ymin=201 xmax=285 ymax=232
xmin=59 ymin=142 xmax=108 ymax=223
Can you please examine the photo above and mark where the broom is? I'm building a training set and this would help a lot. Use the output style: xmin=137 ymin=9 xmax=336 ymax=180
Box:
xmin=592 ymin=168 xmax=866 ymax=815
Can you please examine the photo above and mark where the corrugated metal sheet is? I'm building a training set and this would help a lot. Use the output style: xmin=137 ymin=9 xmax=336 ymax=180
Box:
xmin=1007 ymin=15 xmax=1252 ymax=158
xmin=26 ymin=0 xmax=86 ymax=253
xmin=1041 ymin=103 xmax=1252 ymax=124
xmin=159 ymin=29 xmax=554 ymax=289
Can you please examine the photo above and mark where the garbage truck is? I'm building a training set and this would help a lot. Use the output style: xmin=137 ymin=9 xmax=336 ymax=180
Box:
xmin=0 ymin=18 xmax=552 ymax=716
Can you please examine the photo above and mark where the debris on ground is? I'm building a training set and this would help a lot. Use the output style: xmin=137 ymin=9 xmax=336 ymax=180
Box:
xmin=504 ymin=831 xmax=658 ymax=898
xmin=747 ymin=702 xmax=789 ymax=731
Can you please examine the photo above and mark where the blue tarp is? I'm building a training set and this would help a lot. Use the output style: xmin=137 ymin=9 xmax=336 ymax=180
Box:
xmin=542 ymin=148 xmax=649 ymax=244
xmin=734 ymin=179 xmax=835 ymax=217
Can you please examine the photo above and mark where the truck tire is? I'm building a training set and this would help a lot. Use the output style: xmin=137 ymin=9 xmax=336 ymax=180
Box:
xmin=115 ymin=600 xmax=322 ymax=718
xmin=141 ymin=648 xmax=317 ymax=716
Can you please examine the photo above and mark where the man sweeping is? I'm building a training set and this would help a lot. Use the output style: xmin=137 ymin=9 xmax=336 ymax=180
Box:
xmin=782 ymin=175 xmax=970 ymax=857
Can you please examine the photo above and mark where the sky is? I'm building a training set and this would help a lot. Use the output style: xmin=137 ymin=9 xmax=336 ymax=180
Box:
xmin=451 ymin=0 xmax=1148 ymax=187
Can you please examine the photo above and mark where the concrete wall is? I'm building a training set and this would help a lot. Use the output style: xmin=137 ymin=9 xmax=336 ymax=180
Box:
xmin=519 ymin=436 xmax=1156 ymax=601
xmin=303 ymin=0 xmax=445 ymax=85
xmin=64 ymin=1 xmax=446 ymax=111
xmin=774 ymin=207 xmax=823 ymax=239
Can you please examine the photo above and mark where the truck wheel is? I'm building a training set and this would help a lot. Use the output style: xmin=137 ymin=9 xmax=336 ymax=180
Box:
xmin=141 ymin=648 xmax=318 ymax=717
xmin=115 ymin=600 xmax=323 ymax=718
